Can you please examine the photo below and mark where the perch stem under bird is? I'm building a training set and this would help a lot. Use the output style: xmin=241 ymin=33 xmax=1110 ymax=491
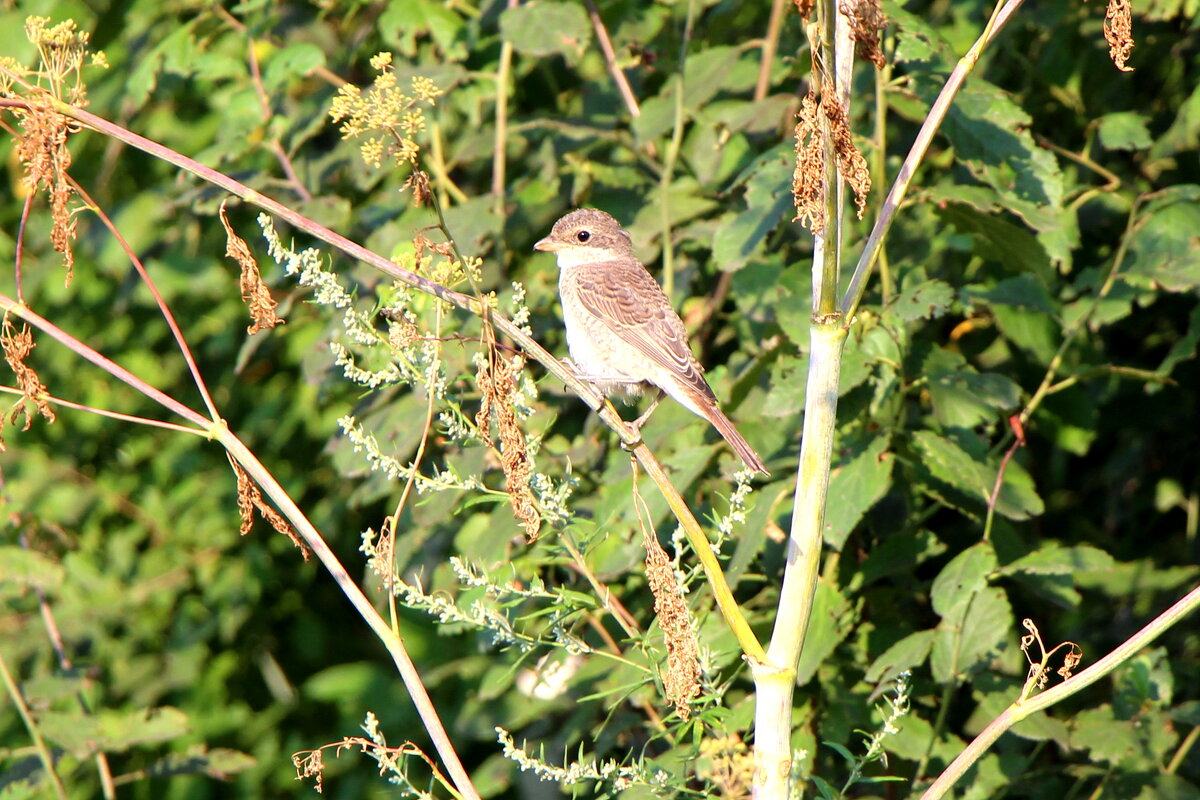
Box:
xmin=534 ymin=208 xmax=769 ymax=476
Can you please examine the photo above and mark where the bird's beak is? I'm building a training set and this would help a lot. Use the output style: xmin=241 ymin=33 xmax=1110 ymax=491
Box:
xmin=533 ymin=236 xmax=561 ymax=252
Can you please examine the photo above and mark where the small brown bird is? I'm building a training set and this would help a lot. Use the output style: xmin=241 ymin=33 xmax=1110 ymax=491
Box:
xmin=534 ymin=208 xmax=768 ymax=475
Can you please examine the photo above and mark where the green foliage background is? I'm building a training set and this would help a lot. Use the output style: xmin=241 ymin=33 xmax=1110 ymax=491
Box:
xmin=1 ymin=0 xmax=1198 ymax=798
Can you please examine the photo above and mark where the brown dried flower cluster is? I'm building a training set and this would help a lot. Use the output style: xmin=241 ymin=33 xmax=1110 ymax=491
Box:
xmin=642 ymin=530 xmax=701 ymax=719
xmin=840 ymin=0 xmax=888 ymax=69
xmin=15 ymin=100 xmax=79 ymax=286
xmin=221 ymin=202 xmax=284 ymax=335
xmin=1 ymin=316 xmax=56 ymax=450
xmin=1019 ymin=618 xmax=1083 ymax=697
xmin=792 ymin=90 xmax=826 ymax=234
xmin=793 ymin=0 xmax=816 ymax=18
xmin=231 ymin=457 xmax=309 ymax=559
xmin=476 ymin=349 xmax=540 ymax=541
xmin=791 ymin=88 xmax=872 ymax=234
xmin=1104 ymin=0 xmax=1135 ymax=71
xmin=823 ymin=91 xmax=872 ymax=219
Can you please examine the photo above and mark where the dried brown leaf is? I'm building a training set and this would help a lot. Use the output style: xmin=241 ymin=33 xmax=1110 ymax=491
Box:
xmin=221 ymin=201 xmax=284 ymax=335
xmin=230 ymin=457 xmax=309 ymax=560
xmin=15 ymin=99 xmax=78 ymax=286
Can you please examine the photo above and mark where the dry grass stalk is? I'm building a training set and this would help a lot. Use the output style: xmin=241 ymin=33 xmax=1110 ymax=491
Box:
xmin=822 ymin=91 xmax=872 ymax=219
xmin=642 ymin=530 xmax=701 ymax=718
xmin=220 ymin=201 xmax=284 ymax=334
xmin=1104 ymin=0 xmax=1135 ymax=71
xmin=230 ymin=457 xmax=309 ymax=559
xmin=15 ymin=99 xmax=78 ymax=286
xmin=1 ymin=316 xmax=56 ymax=450
xmin=476 ymin=348 xmax=541 ymax=541
xmin=792 ymin=89 xmax=826 ymax=234
xmin=840 ymin=0 xmax=888 ymax=69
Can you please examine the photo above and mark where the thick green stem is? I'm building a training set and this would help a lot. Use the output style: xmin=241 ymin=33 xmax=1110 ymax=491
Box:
xmin=753 ymin=323 xmax=847 ymax=798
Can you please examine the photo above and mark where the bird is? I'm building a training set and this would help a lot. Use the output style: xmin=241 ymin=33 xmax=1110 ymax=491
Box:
xmin=533 ymin=208 xmax=769 ymax=475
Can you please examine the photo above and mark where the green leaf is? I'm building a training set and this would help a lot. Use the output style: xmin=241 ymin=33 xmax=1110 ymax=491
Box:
xmin=823 ymin=434 xmax=894 ymax=550
xmin=865 ymin=629 xmax=935 ymax=684
xmin=910 ymin=431 xmax=993 ymax=506
xmin=1123 ymin=187 xmax=1200 ymax=292
xmin=712 ymin=146 xmax=794 ymax=271
xmin=39 ymin=707 xmax=190 ymax=758
xmin=861 ymin=530 xmax=947 ymax=585
xmin=934 ymin=196 xmax=1053 ymax=282
xmin=262 ymin=43 xmax=325 ymax=92
xmin=1097 ymin=112 xmax=1153 ymax=151
xmin=931 ymin=586 xmax=1012 ymax=682
xmin=930 ymin=543 xmax=997 ymax=619
xmin=999 ymin=543 xmax=1116 ymax=576
xmin=923 ymin=348 xmax=1022 ymax=429
xmin=380 ymin=0 xmax=467 ymax=59
xmin=499 ymin=2 xmax=591 ymax=59
xmin=0 ymin=547 xmax=64 ymax=589
xmin=889 ymin=278 xmax=956 ymax=322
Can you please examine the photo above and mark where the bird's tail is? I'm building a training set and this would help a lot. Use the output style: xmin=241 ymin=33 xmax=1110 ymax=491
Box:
xmin=699 ymin=401 xmax=769 ymax=476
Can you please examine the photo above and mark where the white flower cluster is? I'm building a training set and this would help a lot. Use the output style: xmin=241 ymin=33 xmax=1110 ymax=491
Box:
xmin=258 ymin=214 xmax=352 ymax=308
xmin=495 ymin=727 xmax=671 ymax=793
xmin=508 ymin=281 xmax=533 ymax=336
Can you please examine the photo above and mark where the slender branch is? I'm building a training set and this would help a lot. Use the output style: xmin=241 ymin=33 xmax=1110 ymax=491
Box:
xmin=492 ymin=0 xmax=518 ymax=215
xmin=920 ymin=583 xmax=1200 ymax=800
xmin=68 ymin=178 xmax=222 ymax=422
xmin=659 ymin=0 xmax=698 ymax=299
xmin=840 ymin=0 xmax=1025 ymax=321
xmin=0 ymin=295 xmax=210 ymax=428
xmin=0 ymin=650 xmax=70 ymax=800
xmin=584 ymin=0 xmax=642 ymax=118
xmin=754 ymin=0 xmax=789 ymax=101
xmin=216 ymin=429 xmax=482 ymax=800
xmin=0 ymin=385 xmax=206 ymax=435
xmin=15 ymin=192 xmax=33 ymax=304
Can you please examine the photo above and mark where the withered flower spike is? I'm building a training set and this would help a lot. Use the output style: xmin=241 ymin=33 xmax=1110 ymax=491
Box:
xmin=476 ymin=349 xmax=541 ymax=541
xmin=840 ymin=0 xmax=888 ymax=69
xmin=792 ymin=90 xmax=826 ymax=234
xmin=2 ymin=316 xmax=56 ymax=450
xmin=643 ymin=531 xmax=701 ymax=718
xmin=1104 ymin=0 xmax=1135 ymax=71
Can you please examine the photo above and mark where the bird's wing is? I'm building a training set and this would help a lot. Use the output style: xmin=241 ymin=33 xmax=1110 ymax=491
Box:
xmin=573 ymin=259 xmax=717 ymax=403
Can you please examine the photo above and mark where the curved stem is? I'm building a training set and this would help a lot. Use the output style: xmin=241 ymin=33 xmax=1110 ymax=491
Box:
xmin=920 ymin=583 xmax=1200 ymax=800
xmin=839 ymin=0 xmax=1025 ymax=321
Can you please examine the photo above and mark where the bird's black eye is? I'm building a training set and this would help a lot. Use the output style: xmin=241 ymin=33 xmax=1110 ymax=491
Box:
xmin=576 ymin=230 xmax=591 ymax=243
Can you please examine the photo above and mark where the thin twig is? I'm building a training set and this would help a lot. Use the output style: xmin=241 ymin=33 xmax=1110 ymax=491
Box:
xmin=754 ymin=0 xmax=789 ymax=101
xmin=68 ymin=178 xmax=222 ymax=422
xmin=492 ymin=0 xmax=519 ymax=215
xmin=0 ymin=650 xmax=70 ymax=800
xmin=584 ymin=0 xmax=642 ymax=118
xmin=0 ymin=385 xmax=206 ymax=435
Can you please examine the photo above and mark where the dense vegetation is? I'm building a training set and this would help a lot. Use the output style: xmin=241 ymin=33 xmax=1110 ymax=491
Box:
xmin=1 ymin=0 xmax=1197 ymax=798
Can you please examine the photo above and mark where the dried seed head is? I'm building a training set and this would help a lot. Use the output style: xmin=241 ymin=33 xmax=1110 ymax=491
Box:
xmin=822 ymin=92 xmax=872 ymax=220
xmin=15 ymin=99 xmax=78 ymax=286
xmin=476 ymin=349 xmax=541 ymax=541
xmin=792 ymin=89 xmax=826 ymax=234
xmin=642 ymin=531 xmax=701 ymax=718
xmin=221 ymin=201 xmax=284 ymax=334
xmin=840 ymin=0 xmax=888 ymax=69
xmin=1 ymin=316 xmax=56 ymax=450
xmin=1104 ymin=0 xmax=1134 ymax=71
xmin=793 ymin=0 xmax=816 ymax=18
